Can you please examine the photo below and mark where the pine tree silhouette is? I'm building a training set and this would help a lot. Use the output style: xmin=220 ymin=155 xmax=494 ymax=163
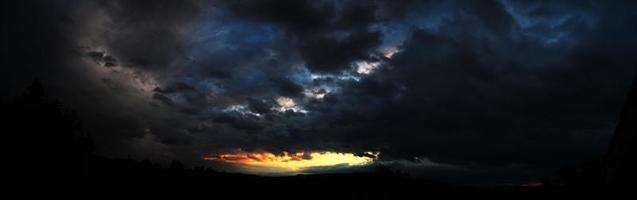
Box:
xmin=7 ymin=79 xmax=93 ymax=197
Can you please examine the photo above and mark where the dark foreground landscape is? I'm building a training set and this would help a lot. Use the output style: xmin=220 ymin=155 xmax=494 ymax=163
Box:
xmin=48 ymin=155 xmax=631 ymax=200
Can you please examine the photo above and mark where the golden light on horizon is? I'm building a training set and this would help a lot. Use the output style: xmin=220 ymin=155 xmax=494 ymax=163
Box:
xmin=203 ymin=151 xmax=379 ymax=174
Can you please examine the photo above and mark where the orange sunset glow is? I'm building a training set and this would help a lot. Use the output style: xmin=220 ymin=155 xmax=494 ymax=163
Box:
xmin=204 ymin=151 xmax=379 ymax=174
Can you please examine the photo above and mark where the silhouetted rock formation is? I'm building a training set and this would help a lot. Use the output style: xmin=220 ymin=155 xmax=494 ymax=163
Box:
xmin=605 ymin=75 xmax=637 ymax=185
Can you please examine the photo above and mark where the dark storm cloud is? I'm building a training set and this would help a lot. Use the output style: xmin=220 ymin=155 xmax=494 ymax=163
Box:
xmin=221 ymin=0 xmax=383 ymax=73
xmin=87 ymin=51 xmax=118 ymax=67
xmin=213 ymin=113 xmax=264 ymax=131
xmin=300 ymin=0 xmax=637 ymax=173
xmin=271 ymin=77 xmax=304 ymax=97
xmin=206 ymin=68 xmax=233 ymax=80
xmin=4 ymin=0 xmax=637 ymax=183
xmin=154 ymin=82 xmax=196 ymax=94
xmin=214 ymin=0 xmax=637 ymax=181
xmin=3 ymin=0 xmax=208 ymax=164
xmin=152 ymin=93 xmax=175 ymax=106
xmin=247 ymin=98 xmax=273 ymax=115
xmin=465 ymin=0 xmax=516 ymax=37
xmin=94 ymin=0 xmax=202 ymax=70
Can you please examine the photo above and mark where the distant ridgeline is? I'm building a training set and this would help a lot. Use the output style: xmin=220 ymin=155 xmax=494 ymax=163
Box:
xmin=605 ymin=75 xmax=637 ymax=185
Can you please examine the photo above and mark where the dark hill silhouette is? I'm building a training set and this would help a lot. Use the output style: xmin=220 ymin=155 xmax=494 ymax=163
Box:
xmin=6 ymin=79 xmax=635 ymax=199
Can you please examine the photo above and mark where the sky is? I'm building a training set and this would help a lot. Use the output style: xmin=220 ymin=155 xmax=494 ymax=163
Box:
xmin=3 ymin=0 xmax=637 ymax=184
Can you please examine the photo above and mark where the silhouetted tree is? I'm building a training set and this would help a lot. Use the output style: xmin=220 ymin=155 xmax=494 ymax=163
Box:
xmin=170 ymin=160 xmax=185 ymax=170
xmin=7 ymin=79 xmax=93 ymax=197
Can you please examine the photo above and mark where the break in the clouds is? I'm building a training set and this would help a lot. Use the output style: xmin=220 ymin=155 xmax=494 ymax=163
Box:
xmin=3 ymin=0 xmax=637 ymax=184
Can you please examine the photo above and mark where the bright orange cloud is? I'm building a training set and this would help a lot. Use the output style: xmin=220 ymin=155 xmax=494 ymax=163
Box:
xmin=204 ymin=151 xmax=379 ymax=174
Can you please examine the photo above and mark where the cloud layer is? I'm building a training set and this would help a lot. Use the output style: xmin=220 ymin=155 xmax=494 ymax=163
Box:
xmin=3 ymin=0 xmax=636 ymax=183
